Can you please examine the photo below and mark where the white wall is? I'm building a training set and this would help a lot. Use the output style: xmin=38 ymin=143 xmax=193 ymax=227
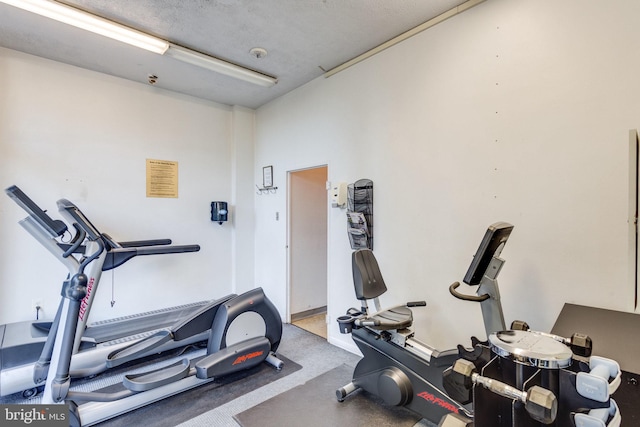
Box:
xmin=230 ymin=106 xmax=257 ymax=294
xmin=0 ymin=47 xmax=239 ymax=324
xmin=2 ymin=0 xmax=639 ymax=356
xmin=254 ymin=0 xmax=640 ymax=353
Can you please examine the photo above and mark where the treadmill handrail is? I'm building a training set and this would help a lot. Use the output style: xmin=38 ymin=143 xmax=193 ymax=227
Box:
xmin=136 ymin=245 xmax=200 ymax=256
xmin=57 ymin=198 xmax=101 ymax=241
xmin=103 ymin=245 xmax=201 ymax=271
xmin=100 ymin=234 xmax=172 ymax=250
xmin=118 ymin=239 xmax=172 ymax=248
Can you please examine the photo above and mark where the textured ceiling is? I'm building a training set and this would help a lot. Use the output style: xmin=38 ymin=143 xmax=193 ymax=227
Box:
xmin=0 ymin=0 xmax=475 ymax=109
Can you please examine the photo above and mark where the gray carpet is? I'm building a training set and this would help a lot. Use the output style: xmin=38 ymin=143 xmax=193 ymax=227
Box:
xmin=234 ymin=364 xmax=420 ymax=427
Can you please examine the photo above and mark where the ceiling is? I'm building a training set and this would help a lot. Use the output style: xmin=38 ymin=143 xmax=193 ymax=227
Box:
xmin=0 ymin=0 xmax=475 ymax=109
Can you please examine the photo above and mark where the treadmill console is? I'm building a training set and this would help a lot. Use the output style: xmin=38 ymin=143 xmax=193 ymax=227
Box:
xmin=5 ymin=185 xmax=68 ymax=238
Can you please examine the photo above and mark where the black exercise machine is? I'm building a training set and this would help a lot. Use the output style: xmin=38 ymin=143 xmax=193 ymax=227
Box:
xmin=335 ymin=222 xmax=515 ymax=422
xmin=337 ymin=222 xmax=623 ymax=426
xmin=1 ymin=185 xmax=225 ymax=398
xmin=2 ymin=186 xmax=284 ymax=426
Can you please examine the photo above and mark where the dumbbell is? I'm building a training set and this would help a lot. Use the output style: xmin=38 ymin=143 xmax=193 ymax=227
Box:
xmin=576 ymin=356 xmax=621 ymax=402
xmin=510 ymin=320 xmax=592 ymax=357
xmin=447 ymin=359 xmax=557 ymax=425
xmin=443 ymin=360 xmax=474 ymax=405
xmin=574 ymin=399 xmax=621 ymax=427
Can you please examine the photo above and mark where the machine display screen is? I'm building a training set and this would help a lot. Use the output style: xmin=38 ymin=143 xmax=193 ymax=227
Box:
xmin=463 ymin=222 xmax=513 ymax=285
xmin=5 ymin=185 xmax=68 ymax=238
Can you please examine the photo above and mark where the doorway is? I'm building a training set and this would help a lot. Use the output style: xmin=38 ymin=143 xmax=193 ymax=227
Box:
xmin=288 ymin=166 xmax=328 ymax=338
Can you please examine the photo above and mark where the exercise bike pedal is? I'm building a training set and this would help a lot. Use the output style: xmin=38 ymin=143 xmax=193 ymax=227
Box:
xmin=336 ymin=382 xmax=359 ymax=402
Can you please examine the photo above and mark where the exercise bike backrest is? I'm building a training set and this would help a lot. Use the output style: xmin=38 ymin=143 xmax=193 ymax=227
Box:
xmin=352 ymin=249 xmax=387 ymax=301
xmin=351 ymin=249 xmax=423 ymax=331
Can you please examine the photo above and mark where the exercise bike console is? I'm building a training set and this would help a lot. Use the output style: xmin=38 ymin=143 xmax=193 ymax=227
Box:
xmin=449 ymin=222 xmax=513 ymax=336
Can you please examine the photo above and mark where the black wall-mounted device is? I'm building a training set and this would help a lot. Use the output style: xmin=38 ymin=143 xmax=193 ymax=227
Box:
xmin=211 ymin=201 xmax=228 ymax=224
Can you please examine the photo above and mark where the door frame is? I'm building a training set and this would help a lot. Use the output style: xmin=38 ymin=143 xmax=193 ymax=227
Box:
xmin=286 ymin=164 xmax=329 ymax=323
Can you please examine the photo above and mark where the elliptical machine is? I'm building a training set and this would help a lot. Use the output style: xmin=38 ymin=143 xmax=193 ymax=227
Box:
xmin=2 ymin=186 xmax=267 ymax=399
xmin=1 ymin=186 xmax=220 ymax=398
xmin=3 ymin=186 xmax=284 ymax=426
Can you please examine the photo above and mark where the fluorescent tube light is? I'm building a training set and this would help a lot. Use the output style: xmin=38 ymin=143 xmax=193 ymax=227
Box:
xmin=166 ymin=44 xmax=278 ymax=88
xmin=1 ymin=0 xmax=278 ymax=87
xmin=0 ymin=0 xmax=169 ymax=54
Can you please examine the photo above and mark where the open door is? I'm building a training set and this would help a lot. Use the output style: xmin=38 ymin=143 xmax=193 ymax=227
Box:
xmin=288 ymin=166 xmax=328 ymax=338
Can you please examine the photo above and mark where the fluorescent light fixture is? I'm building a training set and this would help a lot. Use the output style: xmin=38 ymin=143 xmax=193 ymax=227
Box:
xmin=166 ymin=44 xmax=278 ymax=88
xmin=1 ymin=0 xmax=278 ymax=87
xmin=0 ymin=0 xmax=169 ymax=54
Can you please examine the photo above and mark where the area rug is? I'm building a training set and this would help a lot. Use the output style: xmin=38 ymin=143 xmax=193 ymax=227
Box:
xmin=234 ymin=364 xmax=420 ymax=427
xmin=97 ymin=354 xmax=300 ymax=427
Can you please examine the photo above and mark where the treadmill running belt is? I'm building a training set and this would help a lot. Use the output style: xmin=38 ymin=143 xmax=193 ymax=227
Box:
xmin=83 ymin=300 xmax=213 ymax=344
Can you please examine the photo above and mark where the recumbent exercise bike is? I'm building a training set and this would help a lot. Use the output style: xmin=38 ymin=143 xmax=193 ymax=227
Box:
xmin=337 ymin=222 xmax=622 ymax=426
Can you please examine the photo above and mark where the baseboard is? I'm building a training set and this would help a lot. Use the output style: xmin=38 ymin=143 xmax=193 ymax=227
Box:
xmin=291 ymin=306 xmax=327 ymax=322
xmin=328 ymin=335 xmax=361 ymax=356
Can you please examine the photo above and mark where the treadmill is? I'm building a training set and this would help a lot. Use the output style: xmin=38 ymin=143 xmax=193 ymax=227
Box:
xmin=0 ymin=185 xmax=229 ymax=398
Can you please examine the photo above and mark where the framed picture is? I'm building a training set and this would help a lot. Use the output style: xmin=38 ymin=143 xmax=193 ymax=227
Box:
xmin=263 ymin=166 xmax=273 ymax=188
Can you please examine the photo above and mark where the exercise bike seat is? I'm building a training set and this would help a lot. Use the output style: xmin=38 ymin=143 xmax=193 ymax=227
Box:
xmin=352 ymin=249 xmax=413 ymax=331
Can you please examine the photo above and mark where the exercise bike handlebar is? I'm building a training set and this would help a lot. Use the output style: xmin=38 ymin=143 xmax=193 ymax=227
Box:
xmin=449 ymin=281 xmax=490 ymax=302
